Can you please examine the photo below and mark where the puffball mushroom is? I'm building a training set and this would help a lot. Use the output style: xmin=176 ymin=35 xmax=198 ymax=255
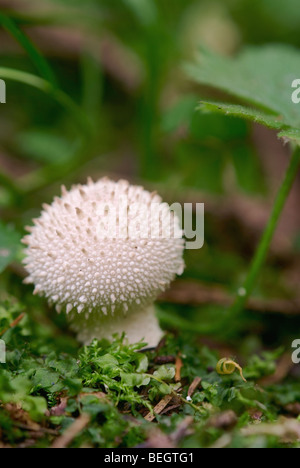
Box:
xmin=22 ymin=178 xmax=185 ymax=346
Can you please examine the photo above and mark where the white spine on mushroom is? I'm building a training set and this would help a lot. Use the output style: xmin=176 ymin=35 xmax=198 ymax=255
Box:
xmin=22 ymin=178 xmax=185 ymax=346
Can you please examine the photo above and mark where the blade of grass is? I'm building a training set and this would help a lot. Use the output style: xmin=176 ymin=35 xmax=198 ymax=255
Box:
xmin=0 ymin=13 xmax=58 ymax=87
xmin=0 ymin=9 xmax=103 ymax=29
xmin=0 ymin=67 xmax=94 ymax=194
xmin=80 ymin=49 xmax=103 ymax=127
xmin=0 ymin=67 xmax=92 ymax=137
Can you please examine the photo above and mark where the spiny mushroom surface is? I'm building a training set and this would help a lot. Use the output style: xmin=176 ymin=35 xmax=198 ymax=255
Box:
xmin=22 ymin=178 xmax=185 ymax=346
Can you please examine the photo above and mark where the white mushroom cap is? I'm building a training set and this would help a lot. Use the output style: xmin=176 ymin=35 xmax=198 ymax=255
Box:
xmin=22 ymin=178 xmax=185 ymax=345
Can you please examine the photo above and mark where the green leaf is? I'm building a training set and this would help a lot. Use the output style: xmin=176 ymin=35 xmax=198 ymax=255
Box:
xmin=0 ymin=68 xmax=91 ymax=137
xmin=135 ymin=353 xmax=149 ymax=373
xmin=0 ymin=222 xmax=21 ymax=273
xmin=32 ymin=368 xmax=60 ymax=391
xmin=94 ymin=354 xmax=119 ymax=372
xmin=153 ymin=364 xmax=175 ymax=381
xmin=16 ymin=130 xmax=77 ymax=165
xmin=80 ymin=395 xmax=108 ymax=416
xmin=120 ymin=372 xmax=150 ymax=388
xmin=21 ymin=395 xmax=48 ymax=420
xmin=186 ymin=45 xmax=300 ymax=143
xmin=0 ymin=374 xmax=47 ymax=421
xmin=199 ymin=102 xmax=285 ymax=132
xmin=122 ymin=0 xmax=157 ymax=25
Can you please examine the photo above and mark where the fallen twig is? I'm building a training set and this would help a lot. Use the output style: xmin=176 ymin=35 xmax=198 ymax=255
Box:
xmin=144 ymin=395 xmax=173 ymax=422
xmin=258 ymin=353 xmax=294 ymax=386
xmin=187 ymin=377 xmax=202 ymax=398
xmin=170 ymin=416 xmax=194 ymax=445
xmin=160 ymin=279 xmax=300 ymax=315
xmin=13 ymin=423 xmax=58 ymax=436
xmin=154 ymin=355 xmax=176 ymax=364
xmin=241 ymin=417 xmax=300 ymax=441
xmin=207 ymin=410 xmax=238 ymax=430
xmin=0 ymin=313 xmax=25 ymax=336
xmin=209 ymin=433 xmax=232 ymax=449
xmin=51 ymin=413 xmax=90 ymax=449
xmin=175 ymin=354 xmax=183 ymax=382
xmin=160 ymin=404 xmax=181 ymax=415
xmin=138 ymin=429 xmax=175 ymax=449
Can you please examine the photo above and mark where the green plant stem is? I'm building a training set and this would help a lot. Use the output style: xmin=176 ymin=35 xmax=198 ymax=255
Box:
xmin=228 ymin=145 xmax=300 ymax=321
xmin=0 ymin=67 xmax=94 ymax=195
xmin=159 ymin=147 xmax=300 ymax=337
xmin=0 ymin=13 xmax=57 ymax=87
xmin=80 ymin=50 xmax=103 ymax=123
xmin=0 ymin=68 xmax=92 ymax=138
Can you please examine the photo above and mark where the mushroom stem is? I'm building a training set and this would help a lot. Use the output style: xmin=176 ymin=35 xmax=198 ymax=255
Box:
xmin=70 ymin=305 xmax=163 ymax=347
